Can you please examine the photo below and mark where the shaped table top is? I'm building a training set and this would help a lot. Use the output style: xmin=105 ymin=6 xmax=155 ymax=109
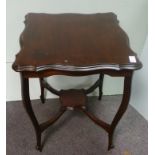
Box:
xmin=12 ymin=13 xmax=142 ymax=72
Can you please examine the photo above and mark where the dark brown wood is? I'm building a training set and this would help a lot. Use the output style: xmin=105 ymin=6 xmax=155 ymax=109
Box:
xmin=79 ymin=107 xmax=110 ymax=133
xmin=21 ymin=69 xmax=134 ymax=78
xmin=78 ymin=73 xmax=132 ymax=150
xmin=98 ymin=73 xmax=104 ymax=100
xmin=12 ymin=13 xmax=142 ymax=152
xmin=39 ymin=78 xmax=45 ymax=103
xmin=60 ymin=89 xmax=86 ymax=108
xmin=12 ymin=13 xmax=142 ymax=73
xmin=20 ymin=73 xmax=42 ymax=151
xmin=108 ymin=74 xmax=132 ymax=150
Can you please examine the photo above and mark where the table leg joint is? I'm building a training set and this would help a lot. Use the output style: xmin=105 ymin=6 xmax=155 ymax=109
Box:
xmin=41 ymin=79 xmax=60 ymax=96
xmin=40 ymin=107 xmax=66 ymax=132
xmin=78 ymin=107 xmax=110 ymax=133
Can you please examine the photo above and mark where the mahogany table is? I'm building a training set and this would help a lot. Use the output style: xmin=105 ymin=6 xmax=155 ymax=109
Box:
xmin=12 ymin=13 xmax=142 ymax=152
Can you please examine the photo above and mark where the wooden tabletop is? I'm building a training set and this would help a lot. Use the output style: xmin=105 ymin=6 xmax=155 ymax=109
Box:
xmin=12 ymin=13 xmax=142 ymax=72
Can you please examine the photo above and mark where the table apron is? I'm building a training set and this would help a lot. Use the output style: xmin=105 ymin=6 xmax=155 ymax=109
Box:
xmin=21 ymin=70 xmax=133 ymax=78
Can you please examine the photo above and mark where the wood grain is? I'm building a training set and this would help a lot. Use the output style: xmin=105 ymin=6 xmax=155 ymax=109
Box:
xmin=12 ymin=13 xmax=142 ymax=72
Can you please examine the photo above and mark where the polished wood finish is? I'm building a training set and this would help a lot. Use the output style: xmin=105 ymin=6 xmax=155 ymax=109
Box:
xmin=21 ymin=74 xmax=42 ymax=151
xmin=12 ymin=13 xmax=142 ymax=152
xmin=12 ymin=13 xmax=142 ymax=73
xmin=108 ymin=75 xmax=132 ymax=150
xmin=60 ymin=89 xmax=86 ymax=108
xmin=98 ymin=73 xmax=104 ymax=100
xmin=39 ymin=78 xmax=45 ymax=103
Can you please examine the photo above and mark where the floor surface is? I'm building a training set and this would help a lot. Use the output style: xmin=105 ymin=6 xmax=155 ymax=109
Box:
xmin=6 ymin=96 xmax=148 ymax=155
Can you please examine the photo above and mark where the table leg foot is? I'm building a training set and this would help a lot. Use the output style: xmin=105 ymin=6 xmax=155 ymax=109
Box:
xmin=98 ymin=92 xmax=103 ymax=100
xmin=36 ymin=145 xmax=42 ymax=152
xmin=108 ymin=132 xmax=114 ymax=150
xmin=40 ymin=95 xmax=45 ymax=104
xmin=36 ymin=131 xmax=42 ymax=151
xmin=108 ymin=144 xmax=114 ymax=151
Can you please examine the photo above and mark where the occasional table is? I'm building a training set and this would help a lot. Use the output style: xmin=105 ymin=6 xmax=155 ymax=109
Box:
xmin=12 ymin=13 xmax=142 ymax=152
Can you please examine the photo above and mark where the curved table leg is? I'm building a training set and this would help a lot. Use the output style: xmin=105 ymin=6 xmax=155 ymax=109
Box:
xmin=21 ymin=74 xmax=42 ymax=151
xmin=108 ymin=75 xmax=132 ymax=150
xmin=78 ymin=74 xmax=132 ymax=150
xmin=98 ymin=73 xmax=104 ymax=100
xmin=21 ymin=74 xmax=66 ymax=151
xmin=39 ymin=78 xmax=45 ymax=104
